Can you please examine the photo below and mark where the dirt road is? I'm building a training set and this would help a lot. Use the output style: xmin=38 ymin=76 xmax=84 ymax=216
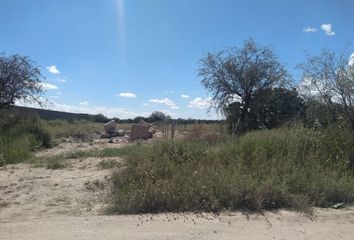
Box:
xmin=1 ymin=209 xmax=354 ymax=240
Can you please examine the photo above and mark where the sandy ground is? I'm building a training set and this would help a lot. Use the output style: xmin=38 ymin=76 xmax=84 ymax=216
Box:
xmin=36 ymin=137 xmax=132 ymax=157
xmin=1 ymin=209 xmax=354 ymax=240
xmin=0 ymin=157 xmax=116 ymax=219
xmin=1 ymin=140 xmax=354 ymax=240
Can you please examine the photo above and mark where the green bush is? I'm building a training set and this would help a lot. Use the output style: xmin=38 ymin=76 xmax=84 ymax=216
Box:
xmin=0 ymin=112 xmax=52 ymax=166
xmin=110 ymin=127 xmax=354 ymax=214
xmin=45 ymin=156 xmax=66 ymax=169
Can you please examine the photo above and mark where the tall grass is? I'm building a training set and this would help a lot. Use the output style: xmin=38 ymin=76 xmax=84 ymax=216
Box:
xmin=0 ymin=112 xmax=52 ymax=166
xmin=110 ymin=126 xmax=354 ymax=214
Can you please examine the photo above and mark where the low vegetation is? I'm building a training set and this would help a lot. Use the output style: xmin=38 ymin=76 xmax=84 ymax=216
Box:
xmin=43 ymin=119 xmax=132 ymax=139
xmin=109 ymin=126 xmax=354 ymax=214
xmin=0 ymin=112 xmax=52 ymax=166
xmin=45 ymin=155 xmax=66 ymax=169
xmin=31 ymin=146 xmax=134 ymax=168
xmin=42 ymin=119 xmax=102 ymax=139
xmin=97 ymin=159 xmax=122 ymax=169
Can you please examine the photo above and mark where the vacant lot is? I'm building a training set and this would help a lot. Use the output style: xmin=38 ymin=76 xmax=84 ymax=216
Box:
xmin=1 ymin=122 xmax=354 ymax=239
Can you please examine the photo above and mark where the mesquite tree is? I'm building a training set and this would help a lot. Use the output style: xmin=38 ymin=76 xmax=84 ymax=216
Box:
xmin=0 ymin=54 xmax=44 ymax=109
xmin=299 ymin=49 xmax=354 ymax=130
xmin=199 ymin=39 xmax=289 ymax=133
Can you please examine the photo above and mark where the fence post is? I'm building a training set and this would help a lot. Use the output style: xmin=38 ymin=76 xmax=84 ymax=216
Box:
xmin=171 ymin=120 xmax=176 ymax=139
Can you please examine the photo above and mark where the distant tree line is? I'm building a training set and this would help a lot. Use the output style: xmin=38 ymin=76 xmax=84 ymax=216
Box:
xmin=114 ymin=111 xmax=223 ymax=125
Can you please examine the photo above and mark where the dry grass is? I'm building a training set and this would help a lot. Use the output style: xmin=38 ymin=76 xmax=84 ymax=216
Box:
xmin=109 ymin=126 xmax=354 ymax=214
xmin=43 ymin=120 xmax=133 ymax=138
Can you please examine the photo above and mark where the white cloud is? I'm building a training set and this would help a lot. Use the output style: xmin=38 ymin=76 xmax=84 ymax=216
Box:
xmin=117 ymin=92 xmax=137 ymax=98
xmin=46 ymin=65 xmax=60 ymax=74
xmin=79 ymin=101 xmax=89 ymax=106
xmin=188 ymin=97 xmax=213 ymax=109
xmin=180 ymin=94 xmax=190 ymax=99
xmin=149 ymin=98 xmax=175 ymax=106
xmin=56 ymin=78 xmax=66 ymax=83
xmin=148 ymin=97 xmax=179 ymax=109
xmin=39 ymin=82 xmax=59 ymax=90
xmin=321 ymin=24 xmax=335 ymax=36
xmin=349 ymin=53 xmax=354 ymax=66
xmin=297 ymin=77 xmax=320 ymax=97
xmin=303 ymin=27 xmax=317 ymax=33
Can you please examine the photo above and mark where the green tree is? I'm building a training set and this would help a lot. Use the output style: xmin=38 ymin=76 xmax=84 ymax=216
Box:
xmin=0 ymin=54 xmax=44 ymax=109
xmin=225 ymin=88 xmax=305 ymax=132
xmin=299 ymin=49 xmax=354 ymax=130
xmin=92 ymin=113 xmax=109 ymax=123
xmin=133 ymin=116 xmax=146 ymax=123
xmin=148 ymin=111 xmax=171 ymax=122
xmin=199 ymin=39 xmax=289 ymax=133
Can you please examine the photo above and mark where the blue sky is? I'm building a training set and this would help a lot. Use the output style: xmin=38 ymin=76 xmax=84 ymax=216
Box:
xmin=1 ymin=0 xmax=353 ymax=119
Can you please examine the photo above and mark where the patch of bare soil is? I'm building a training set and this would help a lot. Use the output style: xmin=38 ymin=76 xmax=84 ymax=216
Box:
xmin=0 ymin=156 xmax=119 ymax=219
xmin=36 ymin=137 xmax=131 ymax=157
xmin=1 ymin=140 xmax=354 ymax=240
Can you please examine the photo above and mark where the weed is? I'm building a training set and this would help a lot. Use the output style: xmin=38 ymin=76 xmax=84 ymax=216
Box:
xmin=109 ymin=127 xmax=354 ymax=214
xmin=98 ymin=159 xmax=122 ymax=169
xmin=0 ymin=112 xmax=52 ymax=166
xmin=45 ymin=156 xmax=66 ymax=169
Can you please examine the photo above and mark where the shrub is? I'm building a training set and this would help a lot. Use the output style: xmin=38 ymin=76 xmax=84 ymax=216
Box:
xmin=46 ymin=156 xmax=66 ymax=169
xmin=0 ymin=112 xmax=52 ymax=166
xmin=109 ymin=126 xmax=354 ymax=214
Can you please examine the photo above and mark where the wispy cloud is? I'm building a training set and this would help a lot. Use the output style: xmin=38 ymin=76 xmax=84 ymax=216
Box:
xmin=46 ymin=65 xmax=60 ymax=74
xmin=303 ymin=27 xmax=317 ymax=33
xmin=51 ymin=91 xmax=62 ymax=99
xmin=55 ymin=77 xmax=66 ymax=83
xmin=79 ymin=101 xmax=89 ymax=106
xmin=39 ymin=82 xmax=58 ymax=90
xmin=149 ymin=97 xmax=179 ymax=109
xmin=321 ymin=24 xmax=335 ymax=36
xmin=180 ymin=94 xmax=190 ymax=99
xmin=117 ymin=92 xmax=137 ymax=98
xmin=188 ymin=97 xmax=213 ymax=109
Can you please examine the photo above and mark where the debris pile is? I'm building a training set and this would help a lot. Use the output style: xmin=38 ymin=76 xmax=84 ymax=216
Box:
xmin=130 ymin=119 xmax=156 ymax=141
xmin=101 ymin=120 xmax=126 ymax=138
